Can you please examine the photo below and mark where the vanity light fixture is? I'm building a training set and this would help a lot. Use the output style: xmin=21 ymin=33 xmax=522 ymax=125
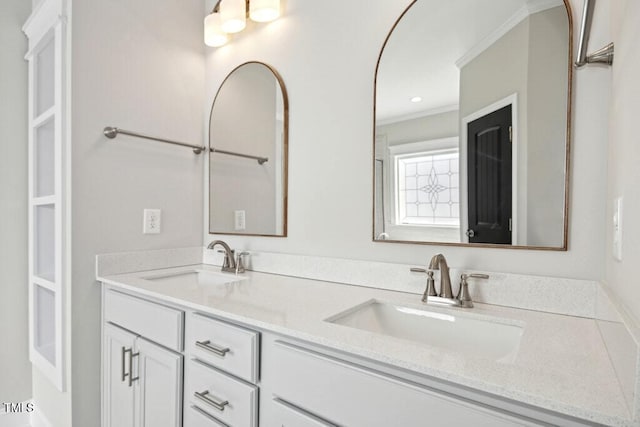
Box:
xmin=249 ymin=0 xmax=281 ymax=23
xmin=204 ymin=0 xmax=281 ymax=47
xmin=220 ymin=0 xmax=247 ymax=33
xmin=204 ymin=12 xmax=229 ymax=47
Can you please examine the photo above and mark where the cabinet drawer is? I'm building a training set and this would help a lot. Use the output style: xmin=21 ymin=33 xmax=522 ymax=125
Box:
xmin=104 ymin=289 xmax=184 ymax=352
xmin=184 ymin=404 xmax=228 ymax=427
xmin=272 ymin=340 xmax=529 ymax=427
xmin=185 ymin=358 xmax=258 ymax=427
xmin=272 ymin=398 xmax=336 ymax=427
xmin=186 ymin=312 xmax=259 ymax=383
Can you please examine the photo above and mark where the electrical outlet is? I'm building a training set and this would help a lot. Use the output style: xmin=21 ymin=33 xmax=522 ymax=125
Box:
xmin=143 ymin=209 xmax=161 ymax=234
xmin=234 ymin=210 xmax=246 ymax=231
xmin=613 ymin=197 xmax=623 ymax=261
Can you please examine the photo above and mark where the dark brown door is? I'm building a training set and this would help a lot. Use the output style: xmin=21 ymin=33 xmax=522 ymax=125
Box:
xmin=467 ymin=105 xmax=512 ymax=244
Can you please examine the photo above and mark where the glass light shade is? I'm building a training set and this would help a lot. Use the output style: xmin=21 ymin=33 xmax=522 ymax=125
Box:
xmin=220 ymin=0 xmax=247 ymax=34
xmin=204 ymin=13 xmax=229 ymax=47
xmin=249 ymin=0 xmax=281 ymax=22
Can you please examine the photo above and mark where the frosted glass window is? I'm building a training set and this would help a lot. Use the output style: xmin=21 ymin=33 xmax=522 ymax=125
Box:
xmin=35 ymin=38 xmax=55 ymax=116
xmin=34 ymin=284 xmax=56 ymax=364
xmin=397 ymin=150 xmax=460 ymax=226
xmin=35 ymin=119 xmax=55 ymax=197
xmin=35 ymin=204 xmax=55 ymax=281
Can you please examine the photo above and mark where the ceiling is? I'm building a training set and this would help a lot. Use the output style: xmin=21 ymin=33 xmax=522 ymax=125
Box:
xmin=376 ymin=0 xmax=564 ymax=124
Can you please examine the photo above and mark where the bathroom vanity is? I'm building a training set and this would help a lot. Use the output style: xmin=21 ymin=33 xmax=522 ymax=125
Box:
xmin=98 ymin=263 xmax=632 ymax=427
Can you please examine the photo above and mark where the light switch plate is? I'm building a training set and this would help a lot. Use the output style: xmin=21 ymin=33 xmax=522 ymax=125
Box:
xmin=143 ymin=209 xmax=161 ymax=234
xmin=234 ymin=210 xmax=246 ymax=231
xmin=613 ymin=197 xmax=623 ymax=261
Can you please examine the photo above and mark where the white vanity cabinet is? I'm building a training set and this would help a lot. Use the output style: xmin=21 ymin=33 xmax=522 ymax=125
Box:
xmin=99 ymin=276 xmax=609 ymax=427
xmin=102 ymin=289 xmax=184 ymax=427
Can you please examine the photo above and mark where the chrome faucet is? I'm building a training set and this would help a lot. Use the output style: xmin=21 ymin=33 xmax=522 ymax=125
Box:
xmin=428 ymin=253 xmax=453 ymax=299
xmin=207 ymin=240 xmax=236 ymax=273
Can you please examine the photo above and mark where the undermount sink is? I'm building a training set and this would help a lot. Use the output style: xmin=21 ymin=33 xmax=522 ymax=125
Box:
xmin=142 ymin=269 xmax=246 ymax=287
xmin=326 ymin=300 xmax=523 ymax=363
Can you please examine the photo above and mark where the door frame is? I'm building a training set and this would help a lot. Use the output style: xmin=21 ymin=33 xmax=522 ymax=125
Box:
xmin=460 ymin=93 xmax=520 ymax=245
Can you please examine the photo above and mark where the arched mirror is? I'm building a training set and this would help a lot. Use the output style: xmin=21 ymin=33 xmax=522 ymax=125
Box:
xmin=209 ymin=62 xmax=288 ymax=237
xmin=373 ymin=0 xmax=572 ymax=249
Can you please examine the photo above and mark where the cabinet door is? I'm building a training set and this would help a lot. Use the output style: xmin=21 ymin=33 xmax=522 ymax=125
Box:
xmin=136 ymin=337 xmax=183 ymax=427
xmin=103 ymin=323 xmax=136 ymax=427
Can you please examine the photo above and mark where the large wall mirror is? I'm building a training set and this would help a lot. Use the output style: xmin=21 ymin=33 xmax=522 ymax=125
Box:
xmin=209 ymin=62 xmax=288 ymax=237
xmin=374 ymin=0 xmax=572 ymax=250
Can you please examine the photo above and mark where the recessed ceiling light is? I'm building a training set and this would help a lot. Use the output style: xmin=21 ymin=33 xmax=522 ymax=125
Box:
xmin=410 ymin=96 xmax=422 ymax=103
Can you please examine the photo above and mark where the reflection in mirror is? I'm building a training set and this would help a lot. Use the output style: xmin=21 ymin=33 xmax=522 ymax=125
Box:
xmin=374 ymin=0 xmax=571 ymax=249
xmin=209 ymin=62 xmax=288 ymax=236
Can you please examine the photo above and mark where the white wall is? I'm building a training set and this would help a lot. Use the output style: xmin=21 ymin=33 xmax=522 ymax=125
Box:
xmin=377 ymin=111 xmax=459 ymax=145
xmin=29 ymin=0 xmax=206 ymax=425
xmin=607 ymin=0 xmax=640 ymax=324
xmin=204 ymin=0 xmax=610 ymax=281
xmin=526 ymin=7 xmax=570 ymax=247
xmin=0 ymin=0 xmax=32 ymax=405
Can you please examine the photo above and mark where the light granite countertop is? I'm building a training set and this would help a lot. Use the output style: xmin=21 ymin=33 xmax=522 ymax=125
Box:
xmin=98 ymin=264 xmax=632 ymax=426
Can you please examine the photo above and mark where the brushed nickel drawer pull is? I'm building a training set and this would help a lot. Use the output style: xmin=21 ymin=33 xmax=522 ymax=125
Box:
xmin=121 ymin=347 xmax=129 ymax=382
xmin=194 ymin=390 xmax=229 ymax=411
xmin=129 ymin=350 xmax=140 ymax=387
xmin=196 ymin=340 xmax=230 ymax=357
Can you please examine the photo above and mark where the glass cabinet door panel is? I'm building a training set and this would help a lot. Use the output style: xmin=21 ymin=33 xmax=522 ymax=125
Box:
xmin=35 ymin=37 xmax=55 ymax=117
xmin=35 ymin=119 xmax=55 ymax=197
xmin=34 ymin=204 xmax=56 ymax=281
xmin=34 ymin=283 xmax=56 ymax=364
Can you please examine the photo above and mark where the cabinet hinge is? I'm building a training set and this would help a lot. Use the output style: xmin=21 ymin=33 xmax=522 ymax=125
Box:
xmin=509 ymin=126 xmax=513 ymax=143
xmin=509 ymin=218 xmax=513 ymax=232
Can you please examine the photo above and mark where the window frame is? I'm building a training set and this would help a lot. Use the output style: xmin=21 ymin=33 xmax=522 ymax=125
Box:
xmin=388 ymin=137 xmax=460 ymax=229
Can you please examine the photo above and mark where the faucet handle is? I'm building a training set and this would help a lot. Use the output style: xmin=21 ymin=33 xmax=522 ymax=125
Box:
xmin=410 ymin=268 xmax=438 ymax=300
xmin=235 ymin=252 xmax=250 ymax=274
xmin=457 ymin=273 xmax=489 ymax=308
xmin=466 ymin=273 xmax=490 ymax=280
xmin=217 ymin=249 xmax=235 ymax=269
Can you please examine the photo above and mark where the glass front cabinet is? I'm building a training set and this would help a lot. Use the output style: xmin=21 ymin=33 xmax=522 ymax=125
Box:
xmin=23 ymin=0 xmax=68 ymax=391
